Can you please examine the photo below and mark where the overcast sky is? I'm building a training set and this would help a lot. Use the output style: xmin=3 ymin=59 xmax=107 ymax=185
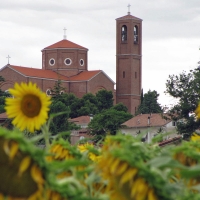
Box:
xmin=0 ymin=0 xmax=200 ymax=107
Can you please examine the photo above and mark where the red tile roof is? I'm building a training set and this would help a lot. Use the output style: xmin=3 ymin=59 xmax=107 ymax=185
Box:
xmin=69 ymin=116 xmax=91 ymax=125
xmin=0 ymin=112 xmax=7 ymax=119
xmin=42 ymin=39 xmax=88 ymax=50
xmin=70 ymin=70 xmax=101 ymax=81
xmin=122 ymin=113 xmax=171 ymax=128
xmin=116 ymin=14 xmax=142 ymax=21
xmin=9 ymin=65 xmax=69 ymax=81
xmin=6 ymin=65 xmax=102 ymax=82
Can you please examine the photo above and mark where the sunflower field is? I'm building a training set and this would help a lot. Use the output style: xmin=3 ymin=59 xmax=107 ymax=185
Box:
xmin=1 ymin=82 xmax=200 ymax=200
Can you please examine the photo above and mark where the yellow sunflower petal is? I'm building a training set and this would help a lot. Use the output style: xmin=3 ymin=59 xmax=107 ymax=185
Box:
xmin=147 ymin=188 xmax=158 ymax=200
xmin=31 ymin=164 xmax=44 ymax=184
xmin=120 ymin=167 xmax=138 ymax=186
xmin=18 ymin=156 xmax=31 ymax=176
xmin=9 ymin=142 xmax=19 ymax=160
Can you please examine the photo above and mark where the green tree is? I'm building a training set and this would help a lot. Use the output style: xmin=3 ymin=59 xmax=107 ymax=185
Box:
xmin=137 ymin=90 xmax=162 ymax=114
xmin=88 ymin=108 xmax=132 ymax=139
xmin=96 ymin=90 xmax=114 ymax=111
xmin=49 ymin=101 xmax=79 ymax=135
xmin=78 ymin=93 xmax=99 ymax=116
xmin=50 ymin=79 xmax=65 ymax=99
xmin=165 ymin=68 xmax=200 ymax=138
xmin=141 ymin=88 xmax=144 ymax=104
xmin=112 ymin=102 xmax=128 ymax=113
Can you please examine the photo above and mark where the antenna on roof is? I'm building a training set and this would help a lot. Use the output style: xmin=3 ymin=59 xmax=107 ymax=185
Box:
xmin=127 ymin=4 xmax=131 ymax=15
xmin=63 ymin=27 xmax=67 ymax=40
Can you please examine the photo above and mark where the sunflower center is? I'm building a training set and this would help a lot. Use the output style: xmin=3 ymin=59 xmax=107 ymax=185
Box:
xmin=21 ymin=95 xmax=41 ymax=118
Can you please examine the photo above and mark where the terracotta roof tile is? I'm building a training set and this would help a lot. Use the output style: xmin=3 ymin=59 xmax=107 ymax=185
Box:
xmin=70 ymin=70 xmax=101 ymax=81
xmin=42 ymin=39 xmax=88 ymax=50
xmin=69 ymin=116 xmax=91 ymax=125
xmin=122 ymin=113 xmax=171 ymax=128
xmin=9 ymin=65 xmax=69 ymax=81
xmin=0 ymin=112 xmax=7 ymax=119
xmin=6 ymin=65 xmax=103 ymax=82
xmin=116 ymin=14 xmax=142 ymax=21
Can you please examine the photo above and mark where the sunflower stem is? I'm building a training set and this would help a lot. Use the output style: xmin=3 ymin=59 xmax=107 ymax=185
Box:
xmin=42 ymin=125 xmax=50 ymax=150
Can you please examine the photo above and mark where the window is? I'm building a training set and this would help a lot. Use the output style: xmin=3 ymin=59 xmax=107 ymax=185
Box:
xmin=64 ymin=58 xmax=72 ymax=66
xmin=80 ymin=59 xmax=84 ymax=66
xmin=123 ymin=71 xmax=125 ymax=78
xmin=121 ymin=25 xmax=127 ymax=42
xmin=135 ymin=72 xmax=137 ymax=78
xmin=46 ymin=89 xmax=51 ymax=96
xmin=49 ymin=58 xmax=55 ymax=66
xmin=172 ymin=121 xmax=177 ymax=126
xmin=134 ymin=25 xmax=138 ymax=44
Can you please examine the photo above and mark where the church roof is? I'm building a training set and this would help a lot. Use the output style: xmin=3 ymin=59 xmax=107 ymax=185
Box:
xmin=116 ymin=14 xmax=142 ymax=21
xmin=8 ymin=65 xmax=69 ymax=81
xmin=42 ymin=39 xmax=88 ymax=51
xmin=70 ymin=70 xmax=101 ymax=81
xmin=2 ymin=65 xmax=109 ymax=82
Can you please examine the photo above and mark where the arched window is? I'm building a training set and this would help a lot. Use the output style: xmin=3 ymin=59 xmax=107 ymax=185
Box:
xmin=134 ymin=25 xmax=138 ymax=44
xmin=121 ymin=25 xmax=127 ymax=42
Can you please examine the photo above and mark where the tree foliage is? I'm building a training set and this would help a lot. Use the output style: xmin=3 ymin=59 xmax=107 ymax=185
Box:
xmin=88 ymin=108 xmax=132 ymax=137
xmin=137 ymin=90 xmax=162 ymax=114
xmin=112 ymin=102 xmax=128 ymax=113
xmin=50 ymin=79 xmax=66 ymax=99
xmin=165 ymin=68 xmax=200 ymax=137
xmin=49 ymin=81 xmax=116 ymax=135
xmin=96 ymin=90 xmax=113 ymax=111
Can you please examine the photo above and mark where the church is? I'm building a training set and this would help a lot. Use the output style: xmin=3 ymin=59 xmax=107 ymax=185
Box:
xmin=0 ymin=10 xmax=142 ymax=115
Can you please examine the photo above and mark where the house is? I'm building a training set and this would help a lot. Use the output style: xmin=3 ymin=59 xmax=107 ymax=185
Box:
xmin=120 ymin=113 xmax=177 ymax=142
xmin=69 ymin=115 xmax=93 ymax=145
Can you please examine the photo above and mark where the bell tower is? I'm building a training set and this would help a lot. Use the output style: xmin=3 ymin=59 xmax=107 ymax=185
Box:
xmin=116 ymin=7 xmax=142 ymax=115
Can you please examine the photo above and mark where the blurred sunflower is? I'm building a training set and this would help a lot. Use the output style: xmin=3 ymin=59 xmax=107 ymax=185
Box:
xmin=47 ymin=140 xmax=75 ymax=161
xmin=173 ymin=141 xmax=200 ymax=188
xmin=191 ymin=132 xmax=200 ymax=142
xmin=78 ymin=143 xmax=101 ymax=162
xmin=5 ymin=82 xmax=51 ymax=133
xmin=195 ymin=104 xmax=200 ymax=119
xmin=0 ymin=128 xmax=45 ymax=199
xmin=97 ymin=135 xmax=174 ymax=200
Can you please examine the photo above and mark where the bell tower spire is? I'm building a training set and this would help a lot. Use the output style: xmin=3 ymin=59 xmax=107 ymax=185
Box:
xmin=116 ymin=11 xmax=142 ymax=115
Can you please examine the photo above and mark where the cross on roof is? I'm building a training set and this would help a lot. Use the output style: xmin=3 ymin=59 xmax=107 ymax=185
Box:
xmin=127 ymin=4 xmax=131 ymax=15
xmin=63 ymin=27 xmax=67 ymax=40
xmin=6 ymin=55 xmax=11 ymax=64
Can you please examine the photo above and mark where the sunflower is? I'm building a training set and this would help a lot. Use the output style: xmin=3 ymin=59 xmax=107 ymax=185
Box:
xmin=5 ymin=82 xmax=51 ymax=133
xmin=0 ymin=128 xmax=45 ymax=200
xmin=47 ymin=139 xmax=75 ymax=161
xmin=191 ymin=132 xmax=200 ymax=142
xmin=97 ymin=135 xmax=175 ymax=200
xmin=173 ymin=141 xmax=200 ymax=188
xmin=78 ymin=143 xmax=101 ymax=162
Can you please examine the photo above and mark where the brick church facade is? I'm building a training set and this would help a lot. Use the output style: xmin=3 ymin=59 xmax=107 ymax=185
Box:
xmin=0 ymin=11 xmax=142 ymax=115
